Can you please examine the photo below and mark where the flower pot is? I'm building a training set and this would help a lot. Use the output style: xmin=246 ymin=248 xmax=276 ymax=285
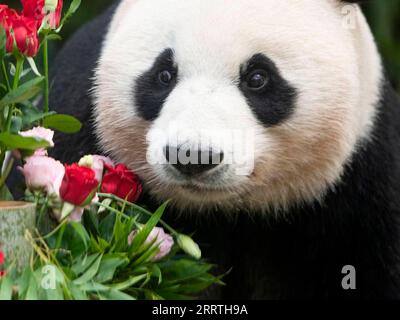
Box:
xmin=0 ymin=201 xmax=36 ymax=272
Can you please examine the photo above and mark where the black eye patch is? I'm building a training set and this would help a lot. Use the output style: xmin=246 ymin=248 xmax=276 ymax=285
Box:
xmin=239 ymin=53 xmax=297 ymax=127
xmin=134 ymin=48 xmax=178 ymax=121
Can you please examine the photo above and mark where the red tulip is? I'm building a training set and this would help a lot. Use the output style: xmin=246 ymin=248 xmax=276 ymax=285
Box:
xmin=60 ymin=164 xmax=99 ymax=206
xmin=101 ymin=164 xmax=143 ymax=203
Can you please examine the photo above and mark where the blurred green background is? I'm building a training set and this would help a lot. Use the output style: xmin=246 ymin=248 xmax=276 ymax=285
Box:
xmin=6 ymin=0 xmax=400 ymax=92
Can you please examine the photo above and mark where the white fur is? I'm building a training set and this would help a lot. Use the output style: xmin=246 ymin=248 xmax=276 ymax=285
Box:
xmin=93 ymin=0 xmax=382 ymax=212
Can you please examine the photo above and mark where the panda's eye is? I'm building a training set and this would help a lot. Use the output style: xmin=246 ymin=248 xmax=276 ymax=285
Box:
xmin=246 ymin=70 xmax=269 ymax=91
xmin=158 ymin=70 xmax=173 ymax=85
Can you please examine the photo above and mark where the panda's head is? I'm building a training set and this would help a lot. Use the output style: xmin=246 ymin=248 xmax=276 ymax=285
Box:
xmin=94 ymin=0 xmax=382 ymax=213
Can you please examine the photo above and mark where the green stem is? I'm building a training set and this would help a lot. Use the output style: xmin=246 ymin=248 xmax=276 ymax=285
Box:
xmin=38 ymin=219 xmax=68 ymax=240
xmin=96 ymin=193 xmax=178 ymax=236
xmin=1 ymin=59 xmax=10 ymax=91
xmin=43 ymin=37 xmax=49 ymax=114
xmin=5 ymin=57 xmax=24 ymax=131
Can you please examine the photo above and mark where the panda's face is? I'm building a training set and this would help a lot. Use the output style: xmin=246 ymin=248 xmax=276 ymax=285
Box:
xmin=94 ymin=0 xmax=381 ymax=212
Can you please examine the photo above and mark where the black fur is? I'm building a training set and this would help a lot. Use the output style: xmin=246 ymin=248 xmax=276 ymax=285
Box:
xmin=135 ymin=48 xmax=178 ymax=121
xmin=48 ymin=3 xmax=400 ymax=299
xmin=239 ymin=53 xmax=297 ymax=127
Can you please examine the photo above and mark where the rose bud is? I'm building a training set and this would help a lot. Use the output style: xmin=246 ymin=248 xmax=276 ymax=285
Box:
xmin=101 ymin=164 xmax=143 ymax=203
xmin=8 ymin=14 xmax=40 ymax=57
xmin=176 ymin=234 xmax=202 ymax=260
xmin=128 ymin=227 xmax=174 ymax=261
xmin=59 ymin=164 xmax=99 ymax=206
xmin=20 ymin=155 xmax=65 ymax=196
xmin=46 ymin=0 xmax=63 ymax=29
xmin=79 ymin=155 xmax=114 ymax=182
xmin=0 ymin=5 xmax=18 ymax=51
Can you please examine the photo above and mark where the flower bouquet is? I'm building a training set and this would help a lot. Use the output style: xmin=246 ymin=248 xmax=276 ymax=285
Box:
xmin=0 ymin=1 xmax=222 ymax=300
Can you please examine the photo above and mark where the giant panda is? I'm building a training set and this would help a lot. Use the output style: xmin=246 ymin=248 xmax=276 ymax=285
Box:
xmin=48 ymin=0 xmax=400 ymax=299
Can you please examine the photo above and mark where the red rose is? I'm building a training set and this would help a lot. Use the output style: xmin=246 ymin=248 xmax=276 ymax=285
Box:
xmin=9 ymin=15 xmax=40 ymax=57
xmin=0 ymin=5 xmax=18 ymax=52
xmin=22 ymin=0 xmax=63 ymax=29
xmin=101 ymin=164 xmax=143 ymax=203
xmin=60 ymin=164 xmax=99 ymax=206
xmin=0 ymin=6 xmax=40 ymax=57
xmin=21 ymin=0 xmax=45 ymax=29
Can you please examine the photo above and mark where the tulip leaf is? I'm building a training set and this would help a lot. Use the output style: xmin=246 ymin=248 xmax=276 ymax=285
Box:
xmin=43 ymin=114 xmax=82 ymax=133
xmin=0 ymin=132 xmax=50 ymax=151
xmin=0 ymin=77 xmax=44 ymax=110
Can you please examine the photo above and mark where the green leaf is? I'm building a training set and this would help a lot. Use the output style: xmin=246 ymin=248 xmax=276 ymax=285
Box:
xmin=129 ymin=201 xmax=169 ymax=253
xmin=71 ymin=253 xmax=100 ymax=276
xmin=99 ymin=289 xmax=136 ymax=300
xmin=0 ymin=132 xmax=50 ymax=150
xmin=20 ymin=103 xmax=56 ymax=126
xmin=25 ymin=272 xmax=39 ymax=300
xmin=45 ymin=34 xmax=62 ymax=42
xmin=43 ymin=114 xmax=82 ymax=133
xmin=57 ymin=0 xmax=81 ymax=32
xmin=73 ymin=254 xmax=103 ymax=285
xmin=27 ymin=57 xmax=42 ymax=77
xmin=0 ymin=184 xmax=13 ymax=201
xmin=110 ymin=274 xmax=147 ymax=291
xmin=151 ymin=264 xmax=163 ymax=285
xmin=10 ymin=116 xmax=23 ymax=134
xmin=95 ymin=254 xmax=128 ymax=284
xmin=0 ymin=77 xmax=44 ymax=110
xmin=70 ymin=222 xmax=90 ymax=249
xmin=0 ymin=276 xmax=13 ymax=300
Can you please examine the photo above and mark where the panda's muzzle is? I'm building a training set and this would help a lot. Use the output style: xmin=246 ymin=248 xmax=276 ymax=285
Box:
xmin=163 ymin=145 xmax=224 ymax=177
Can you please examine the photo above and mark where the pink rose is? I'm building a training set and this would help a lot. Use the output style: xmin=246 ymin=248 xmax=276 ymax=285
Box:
xmin=19 ymin=127 xmax=54 ymax=156
xmin=20 ymin=155 xmax=65 ymax=196
xmin=128 ymin=227 xmax=174 ymax=261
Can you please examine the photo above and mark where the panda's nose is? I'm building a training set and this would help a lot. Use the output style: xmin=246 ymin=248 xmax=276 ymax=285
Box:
xmin=164 ymin=145 xmax=224 ymax=177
